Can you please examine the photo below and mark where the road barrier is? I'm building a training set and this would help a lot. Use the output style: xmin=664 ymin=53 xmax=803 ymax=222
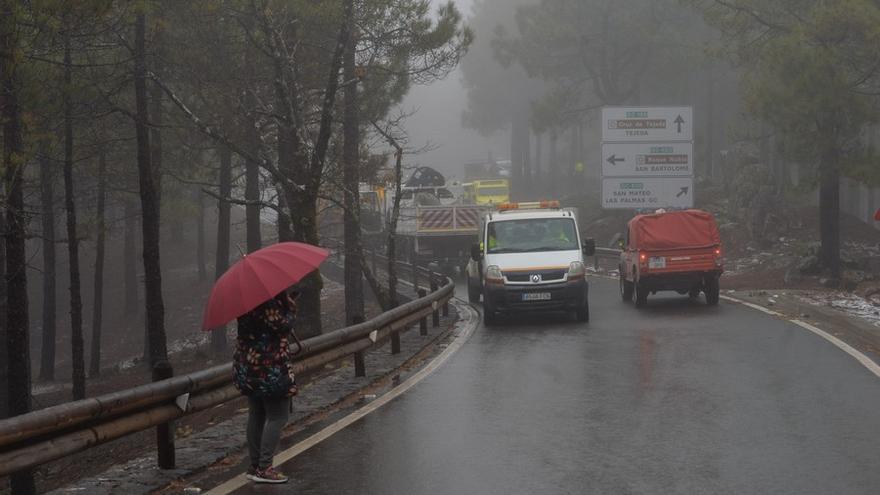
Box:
xmin=592 ymin=247 xmax=623 ymax=271
xmin=0 ymin=256 xmax=454 ymax=478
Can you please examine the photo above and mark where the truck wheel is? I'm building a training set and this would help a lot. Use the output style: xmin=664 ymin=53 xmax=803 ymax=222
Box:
xmin=468 ymin=279 xmax=481 ymax=303
xmin=620 ymin=270 xmax=634 ymax=302
xmin=576 ymin=299 xmax=590 ymax=322
xmin=635 ymin=281 xmax=648 ymax=308
xmin=705 ymin=277 xmax=720 ymax=306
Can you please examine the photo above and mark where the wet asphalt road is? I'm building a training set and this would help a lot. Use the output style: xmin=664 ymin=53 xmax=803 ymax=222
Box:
xmin=230 ymin=277 xmax=880 ymax=494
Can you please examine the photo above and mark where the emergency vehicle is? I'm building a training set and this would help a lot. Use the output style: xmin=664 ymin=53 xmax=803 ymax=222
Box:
xmin=466 ymin=201 xmax=596 ymax=325
xmin=462 ymin=178 xmax=510 ymax=206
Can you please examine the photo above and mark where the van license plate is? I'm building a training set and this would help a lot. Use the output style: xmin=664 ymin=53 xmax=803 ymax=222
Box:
xmin=648 ymin=257 xmax=666 ymax=269
xmin=522 ymin=292 xmax=551 ymax=301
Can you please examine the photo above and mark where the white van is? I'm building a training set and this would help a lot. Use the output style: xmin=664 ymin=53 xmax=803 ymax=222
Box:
xmin=466 ymin=201 xmax=596 ymax=325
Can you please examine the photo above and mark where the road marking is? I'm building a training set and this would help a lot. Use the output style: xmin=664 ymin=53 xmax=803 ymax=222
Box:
xmin=721 ymin=295 xmax=880 ymax=379
xmin=205 ymin=300 xmax=479 ymax=495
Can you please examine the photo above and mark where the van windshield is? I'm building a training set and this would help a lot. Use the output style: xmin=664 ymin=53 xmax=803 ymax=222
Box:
xmin=478 ymin=187 xmax=508 ymax=196
xmin=487 ymin=218 xmax=578 ymax=254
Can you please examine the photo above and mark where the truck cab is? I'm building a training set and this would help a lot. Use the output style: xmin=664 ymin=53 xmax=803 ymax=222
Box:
xmin=466 ymin=201 xmax=596 ymax=325
xmin=619 ymin=209 xmax=723 ymax=307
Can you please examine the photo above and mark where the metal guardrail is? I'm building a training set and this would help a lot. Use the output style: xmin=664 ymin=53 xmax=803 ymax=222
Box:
xmin=590 ymin=247 xmax=622 ymax=271
xmin=0 ymin=257 xmax=454 ymax=478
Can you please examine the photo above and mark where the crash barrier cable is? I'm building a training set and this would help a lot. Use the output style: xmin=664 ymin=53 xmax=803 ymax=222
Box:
xmin=0 ymin=258 xmax=454 ymax=478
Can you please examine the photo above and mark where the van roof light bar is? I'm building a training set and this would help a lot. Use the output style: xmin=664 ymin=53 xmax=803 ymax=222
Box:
xmin=496 ymin=200 xmax=561 ymax=212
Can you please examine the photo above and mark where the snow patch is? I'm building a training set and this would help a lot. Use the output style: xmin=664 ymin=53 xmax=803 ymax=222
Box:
xmin=797 ymin=291 xmax=880 ymax=328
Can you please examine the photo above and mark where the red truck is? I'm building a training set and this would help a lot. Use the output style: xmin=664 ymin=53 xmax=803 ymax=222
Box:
xmin=619 ymin=209 xmax=723 ymax=307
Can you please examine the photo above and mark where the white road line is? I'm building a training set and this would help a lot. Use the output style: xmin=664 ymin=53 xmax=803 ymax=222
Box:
xmin=205 ymin=300 xmax=479 ymax=495
xmin=721 ymin=295 xmax=880 ymax=379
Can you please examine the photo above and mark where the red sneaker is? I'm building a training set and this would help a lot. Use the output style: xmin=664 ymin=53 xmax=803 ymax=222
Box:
xmin=251 ymin=466 xmax=289 ymax=484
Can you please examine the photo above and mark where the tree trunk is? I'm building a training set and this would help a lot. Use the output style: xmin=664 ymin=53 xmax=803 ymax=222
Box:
xmin=510 ymin=117 xmax=523 ymax=200
xmin=196 ymin=188 xmax=206 ymax=282
xmin=63 ymin=27 xmax=86 ymax=401
xmin=211 ymin=146 xmax=232 ymax=354
xmin=245 ymin=139 xmax=262 ymax=253
xmin=343 ymin=29 xmax=364 ymax=325
xmin=89 ymin=145 xmax=107 ymax=377
xmin=1 ymin=1 xmax=36 ymax=488
xmin=706 ymin=66 xmax=715 ymax=179
xmin=0 ymin=211 xmax=7 ymax=420
xmin=286 ymin=193 xmax=323 ymax=338
xmin=136 ymin=11 xmax=169 ymax=367
xmin=385 ymin=147 xmax=405 ymax=309
xmin=522 ymin=124 xmax=532 ymax=198
xmin=242 ymin=18 xmax=262 ymax=254
xmin=548 ymin=131 xmax=558 ymax=196
xmin=534 ymin=132 xmax=542 ymax=192
xmin=38 ymin=150 xmax=57 ymax=382
xmin=283 ymin=0 xmax=352 ymax=337
xmin=123 ymin=198 xmax=139 ymax=316
xmin=276 ymin=186 xmax=293 ymax=242
xmin=819 ymin=147 xmax=841 ymax=279
xmin=136 ymin=10 xmax=174 ymax=468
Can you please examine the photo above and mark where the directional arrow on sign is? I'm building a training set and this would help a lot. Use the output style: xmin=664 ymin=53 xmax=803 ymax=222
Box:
xmin=674 ymin=115 xmax=685 ymax=133
xmin=676 ymin=186 xmax=689 ymax=198
xmin=606 ymin=154 xmax=625 ymax=165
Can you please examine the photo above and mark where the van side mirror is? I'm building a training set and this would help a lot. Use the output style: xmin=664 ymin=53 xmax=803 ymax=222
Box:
xmin=470 ymin=243 xmax=482 ymax=261
xmin=582 ymin=238 xmax=596 ymax=257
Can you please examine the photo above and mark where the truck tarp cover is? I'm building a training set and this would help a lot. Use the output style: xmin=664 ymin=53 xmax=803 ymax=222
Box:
xmin=630 ymin=210 xmax=720 ymax=250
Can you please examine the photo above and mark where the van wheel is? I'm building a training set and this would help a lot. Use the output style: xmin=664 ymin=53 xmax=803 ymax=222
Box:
xmin=705 ymin=277 xmax=720 ymax=306
xmin=483 ymin=293 xmax=497 ymax=325
xmin=483 ymin=307 xmax=497 ymax=326
xmin=620 ymin=272 xmax=634 ymax=302
xmin=635 ymin=281 xmax=648 ymax=308
xmin=467 ymin=279 xmax=480 ymax=303
xmin=576 ymin=300 xmax=590 ymax=322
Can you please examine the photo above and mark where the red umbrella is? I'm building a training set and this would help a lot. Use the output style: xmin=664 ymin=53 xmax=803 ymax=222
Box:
xmin=202 ymin=242 xmax=329 ymax=330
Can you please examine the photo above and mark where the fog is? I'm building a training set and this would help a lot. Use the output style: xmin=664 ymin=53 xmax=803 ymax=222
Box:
xmin=400 ymin=0 xmax=507 ymax=181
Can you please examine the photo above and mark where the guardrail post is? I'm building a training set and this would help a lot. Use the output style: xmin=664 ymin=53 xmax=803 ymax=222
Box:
xmin=411 ymin=258 xmax=419 ymax=290
xmin=442 ymin=297 xmax=449 ymax=317
xmin=418 ymin=289 xmax=428 ymax=335
xmin=352 ymin=315 xmax=366 ymax=377
xmin=430 ymin=279 xmax=440 ymax=327
xmin=391 ymin=329 xmax=401 ymax=354
xmin=594 ymin=253 xmax=599 ymax=272
xmin=153 ymin=360 xmax=176 ymax=469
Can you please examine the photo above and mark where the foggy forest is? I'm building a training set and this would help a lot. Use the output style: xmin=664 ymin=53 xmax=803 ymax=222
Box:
xmin=2 ymin=0 xmax=880 ymax=493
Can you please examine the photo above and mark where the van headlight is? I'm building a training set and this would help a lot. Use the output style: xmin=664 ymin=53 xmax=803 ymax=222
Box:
xmin=567 ymin=261 xmax=585 ymax=281
xmin=486 ymin=265 xmax=503 ymax=284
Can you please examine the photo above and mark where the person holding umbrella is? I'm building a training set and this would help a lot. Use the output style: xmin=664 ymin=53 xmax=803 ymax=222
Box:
xmin=202 ymin=242 xmax=328 ymax=484
xmin=233 ymin=290 xmax=300 ymax=483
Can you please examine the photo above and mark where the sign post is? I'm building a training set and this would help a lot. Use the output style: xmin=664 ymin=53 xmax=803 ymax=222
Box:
xmin=601 ymin=106 xmax=694 ymax=210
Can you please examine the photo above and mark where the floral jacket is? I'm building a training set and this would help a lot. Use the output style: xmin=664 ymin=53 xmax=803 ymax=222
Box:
xmin=233 ymin=299 xmax=298 ymax=399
